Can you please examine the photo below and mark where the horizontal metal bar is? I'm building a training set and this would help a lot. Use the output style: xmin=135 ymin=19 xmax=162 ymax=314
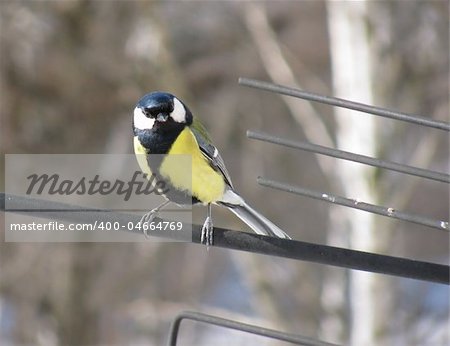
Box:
xmin=257 ymin=177 xmax=449 ymax=232
xmin=247 ymin=130 xmax=450 ymax=183
xmin=168 ymin=311 xmax=339 ymax=346
xmin=2 ymin=193 xmax=449 ymax=284
xmin=239 ymin=78 xmax=450 ymax=131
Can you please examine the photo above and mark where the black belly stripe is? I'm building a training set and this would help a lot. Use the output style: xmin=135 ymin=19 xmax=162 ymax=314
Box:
xmin=135 ymin=127 xmax=201 ymax=205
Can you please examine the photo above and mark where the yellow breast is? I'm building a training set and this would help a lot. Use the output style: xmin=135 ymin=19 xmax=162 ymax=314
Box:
xmin=160 ymin=127 xmax=225 ymax=204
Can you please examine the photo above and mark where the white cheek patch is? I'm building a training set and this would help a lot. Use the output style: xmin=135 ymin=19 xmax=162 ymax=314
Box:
xmin=134 ymin=107 xmax=155 ymax=130
xmin=171 ymin=97 xmax=186 ymax=123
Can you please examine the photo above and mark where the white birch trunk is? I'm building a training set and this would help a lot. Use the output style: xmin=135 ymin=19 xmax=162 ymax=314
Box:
xmin=326 ymin=1 xmax=377 ymax=345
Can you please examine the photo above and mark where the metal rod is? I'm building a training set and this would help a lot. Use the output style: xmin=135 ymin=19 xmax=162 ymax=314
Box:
xmin=2 ymin=193 xmax=449 ymax=284
xmin=168 ymin=311 xmax=340 ymax=346
xmin=257 ymin=177 xmax=449 ymax=232
xmin=239 ymin=78 xmax=450 ymax=131
xmin=247 ymin=130 xmax=450 ymax=183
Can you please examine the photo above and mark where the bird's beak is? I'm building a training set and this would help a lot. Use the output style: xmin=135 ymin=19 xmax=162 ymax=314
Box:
xmin=156 ymin=112 xmax=169 ymax=122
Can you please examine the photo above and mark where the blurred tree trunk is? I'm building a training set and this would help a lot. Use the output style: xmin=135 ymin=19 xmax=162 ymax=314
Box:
xmin=325 ymin=1 xmax=377 ymax=345
xmin=59 ymin=243 xmax=100 ymax=345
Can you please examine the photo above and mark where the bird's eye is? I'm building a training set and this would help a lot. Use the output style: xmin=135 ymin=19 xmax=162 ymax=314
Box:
xmin=143 ymin=108 xmax=155 ymax=118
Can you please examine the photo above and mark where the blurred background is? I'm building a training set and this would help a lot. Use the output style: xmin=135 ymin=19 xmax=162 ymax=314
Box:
xmin=0 ymin=1 xmax=448 ymax=345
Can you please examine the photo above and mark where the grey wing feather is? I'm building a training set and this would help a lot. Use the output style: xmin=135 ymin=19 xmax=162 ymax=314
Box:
xmin=191 ymin=126 xmax=291 ymax=239
xmin=191 ymin=128 xmax=234 ymax=188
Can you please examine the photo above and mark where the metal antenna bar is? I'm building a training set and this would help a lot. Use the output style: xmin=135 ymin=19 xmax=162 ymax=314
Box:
xmin=247 ymin=130 xmax=450 ymax=183
xmin=257 ymin=177 xmax=449 ymax=232
xmin=3 ymin=193 xmax=449 ymax=284
xmin=168 ymin=311 xmax=339 ymax=346
xmin=239 ymin=78 xmax=450 ymax=131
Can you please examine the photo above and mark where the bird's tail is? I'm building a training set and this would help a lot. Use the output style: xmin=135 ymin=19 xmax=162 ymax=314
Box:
xmin=220 ymin=190 xmax=291 ymax=239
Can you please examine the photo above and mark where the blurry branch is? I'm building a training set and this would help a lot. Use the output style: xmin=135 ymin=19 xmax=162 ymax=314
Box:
xmin=127 ymin=4 xmax=191 ymax=101
xmin=2 ymin=193 xmax=449 ymax=285
xmin=242 ymin=3 xmax=334 ymax=153
xmin=149 ymin=16 xmax=190 ymax=99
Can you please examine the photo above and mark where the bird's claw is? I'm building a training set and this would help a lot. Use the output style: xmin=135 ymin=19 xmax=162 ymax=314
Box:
xmin=139 ymin=208 xmax=158 ymax=238
xmin=200 ymin=216 xmax=214 ymax=247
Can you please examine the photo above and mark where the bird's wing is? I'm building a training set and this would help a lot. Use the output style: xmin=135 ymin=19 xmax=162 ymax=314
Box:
xmin=190 ymin=119 xmax=234 ymax=189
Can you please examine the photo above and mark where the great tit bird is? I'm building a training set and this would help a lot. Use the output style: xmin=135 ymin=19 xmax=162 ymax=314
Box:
xmin=132 ymin=91 xmax=291 ymax=244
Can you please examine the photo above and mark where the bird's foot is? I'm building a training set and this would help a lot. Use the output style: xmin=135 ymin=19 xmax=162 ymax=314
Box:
xmin=200 ymin=216 xmax=214 ymax=247
xmin=139 ymin=208 xmax=158 ymax=239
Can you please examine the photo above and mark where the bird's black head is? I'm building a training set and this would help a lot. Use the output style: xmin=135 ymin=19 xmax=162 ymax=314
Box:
xmin=133 ymin=92 xmax=193 ymax=134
